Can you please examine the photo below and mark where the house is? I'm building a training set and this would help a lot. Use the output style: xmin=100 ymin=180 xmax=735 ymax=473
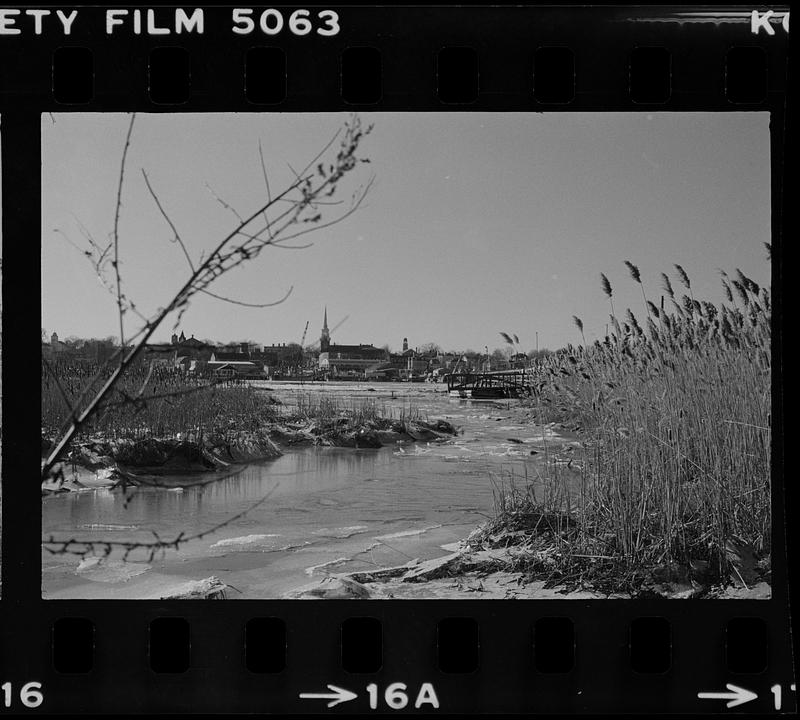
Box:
xmin=385 ymin=339 xmax=444 ymax=379
xmin=208 ymin=361 xmax=261 ymax=379
xmin=207 ymin=351 xmax=263 ymax=379
xmin=42 ymin=332 xmax=69 ymax=357
xmin=260 ymin=342 xmax=303 ymax=370
xmin=171 ymin=331 xmax=213 ymax=356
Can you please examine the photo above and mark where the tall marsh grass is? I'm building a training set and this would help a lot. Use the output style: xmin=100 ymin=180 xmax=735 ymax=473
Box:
xmin=289 ymin=393 xmax=425 ymax=429
xmin=41 ymin=363 xmax=422 ymax=445
xmin=511 ymin=259 xmax=771 ymax=580
xmin=41 ymin=360 xmax=278 ymax=441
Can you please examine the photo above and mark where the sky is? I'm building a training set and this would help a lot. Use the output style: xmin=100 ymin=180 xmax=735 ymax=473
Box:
xmin=41 ymin=111 xmax=771 ymax=353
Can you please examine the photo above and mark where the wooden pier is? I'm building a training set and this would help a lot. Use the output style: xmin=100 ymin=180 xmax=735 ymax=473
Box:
xmin=445 ymin=370 xmax=532 ymax=399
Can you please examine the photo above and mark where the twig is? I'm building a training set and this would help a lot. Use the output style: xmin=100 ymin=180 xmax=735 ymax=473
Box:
xmin=258 ymin=139 xmax=272 ymax=203
xmin=112 ymin=114 xmax=136 ymax=353
xmin=201 ymin=285 xmax=294 ymax=308
xmin=142 ymin=169 xmax=195 ymax=272
xmin=144 ymin=173 xmax=294 ymax=307
xmin=113 ymin=463 xmax=248 ymax=491
xmin=134 ymin=362 xmax=155 ymax=399
xmin=204 ymin=181 xmax=244 ymax=223
xmin=43 ymin=483 xmax=279 ymax=561
xmin=267 ymin=176 xmax=375 ymax=246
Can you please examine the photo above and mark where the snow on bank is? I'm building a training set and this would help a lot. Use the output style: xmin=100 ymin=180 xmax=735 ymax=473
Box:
xmin=209 ymin=534 xmax=282 ymax=551
xmin=76 ymin=556 xmax=151 ymax=583
xmin=305 ymin=557 xmax=351 ymax=576
xmin=312 ymin=525 xmax=369 ymax=539
xmin=374 ymin=525 xmax=442 ymax=540
xmin=140 ymin=576 xmax=229 ymax=599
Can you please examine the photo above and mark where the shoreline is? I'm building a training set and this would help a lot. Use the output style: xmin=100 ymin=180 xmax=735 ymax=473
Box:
xmin=43 ymin=523 xmax=770 ymax=601
xmin=286 ymin=528 xmax=772 ymax=601
xmin=41 ymin=413 xmax=459 ymax=495
xmin=42 ymin=400 xmax=771 ymax=601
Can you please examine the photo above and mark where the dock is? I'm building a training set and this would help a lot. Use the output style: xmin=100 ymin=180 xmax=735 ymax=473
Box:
xmin=445 ymin=370 xmax=532 ymax=399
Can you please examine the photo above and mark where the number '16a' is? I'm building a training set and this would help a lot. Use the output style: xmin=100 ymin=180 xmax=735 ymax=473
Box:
xmin=366 ymin=682 xmax=439 ymax=710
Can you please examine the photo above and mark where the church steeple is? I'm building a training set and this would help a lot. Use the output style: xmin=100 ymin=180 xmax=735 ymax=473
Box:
xmin=320 ymin=307 xmax=331 ymax=352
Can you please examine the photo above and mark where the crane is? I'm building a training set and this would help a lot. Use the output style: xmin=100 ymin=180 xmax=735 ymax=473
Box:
xmin=329 ymin=314 xmax=350 ymax=338
xmin=296 ymin=320 xmax=310 ymax=379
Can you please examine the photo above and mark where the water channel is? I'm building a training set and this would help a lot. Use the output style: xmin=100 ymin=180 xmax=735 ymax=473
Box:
xmin=42 ymin=381 xmax=572 ymax=598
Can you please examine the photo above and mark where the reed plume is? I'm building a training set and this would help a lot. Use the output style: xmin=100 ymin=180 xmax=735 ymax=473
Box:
xmin=661 ymin=272 xmax=674 ymax=299
xmin=600 ymin=273 xmax=616 ymax=318
xmin=624 ymin=259 xmax=650 ymax=315
xmin=572 ymin=315 xmax=587 ymax=346
xmin=624 ymin=260 xmax=641 ymax=283
xmin=722 ymin=279 xmax=734 ymax=303
xmin=517 ymin=256 xmax=770 ymax=585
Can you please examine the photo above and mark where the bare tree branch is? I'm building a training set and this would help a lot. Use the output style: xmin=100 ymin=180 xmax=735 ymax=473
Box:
xmin=42 ymin=113 xmax=374 ymax=485
xmin=261 ymin=176 xmax=375 ymax=247
xmin=204 ymin=181 xmax=244 ymax=224
xmin=258 ymin=139 xmax=272 ymax=204
xmin=54 ymin=219 xmax=148 ymax=326
xmin=42 ymin=116 xmax=373 ymax=573
xmin=142 ymin=169 xmax=196 ymax=272
xmin=43 ymin=482 xmax=279 ymax=561
xmin=72 ymin=214 xmax=112 ymax=266
xmin=112 ymin=114 xmax=136 ymax=352
xmin=144 ymin=169 xmax=296 ymax=308
xmin=201 ymin=284 xmax=294 ymax=308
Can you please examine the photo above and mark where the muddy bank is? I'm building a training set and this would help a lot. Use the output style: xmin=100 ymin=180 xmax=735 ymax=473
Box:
xmin=42 ymin=427 xmax=282 ymax=495
xmin=42 ymin=417 xmax=458 ymax=495
xmin=289 ymin=545 xmax=772 ymax=600
xmin=270 ymin=417 xmax=458 ymax=448
xmin=288 ymin=521 xmax=772 ymax=600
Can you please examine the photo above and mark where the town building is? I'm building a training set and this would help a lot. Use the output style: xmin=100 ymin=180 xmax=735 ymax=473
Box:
xmin=207 ymin=350 xmax=262 ymax=379
xmin=317 ymin=308 xmax=388 ymax=376
xmin=260 ymin=342 xmax=303 ymax=372
xmin=42 ymin=332 xmax=69 ymax=357
xmin=171 ymin=331 xmax=208 ymax=353
xmin=319 ymin=343 xmax=388 ymax=375
xmin=142 ymin=330 xmax=214 ymax=372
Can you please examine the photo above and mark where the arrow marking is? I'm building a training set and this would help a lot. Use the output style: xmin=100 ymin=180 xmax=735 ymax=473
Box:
xmin=299 ymin=684 xmax=358 ymax=708
xmin=698 ymin=684 xmax=758 ymax=708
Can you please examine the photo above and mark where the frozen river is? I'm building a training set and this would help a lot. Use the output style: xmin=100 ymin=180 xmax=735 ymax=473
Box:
xmin=42 ymin=381 xmax=571 ymax=598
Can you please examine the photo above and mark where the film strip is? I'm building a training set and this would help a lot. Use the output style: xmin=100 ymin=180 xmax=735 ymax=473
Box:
xmin=0 ymin=3 xmax=793 ymax=714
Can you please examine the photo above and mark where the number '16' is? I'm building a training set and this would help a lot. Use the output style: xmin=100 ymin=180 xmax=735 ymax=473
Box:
xmin=2 ymin=682 xmax=44 ymax=708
